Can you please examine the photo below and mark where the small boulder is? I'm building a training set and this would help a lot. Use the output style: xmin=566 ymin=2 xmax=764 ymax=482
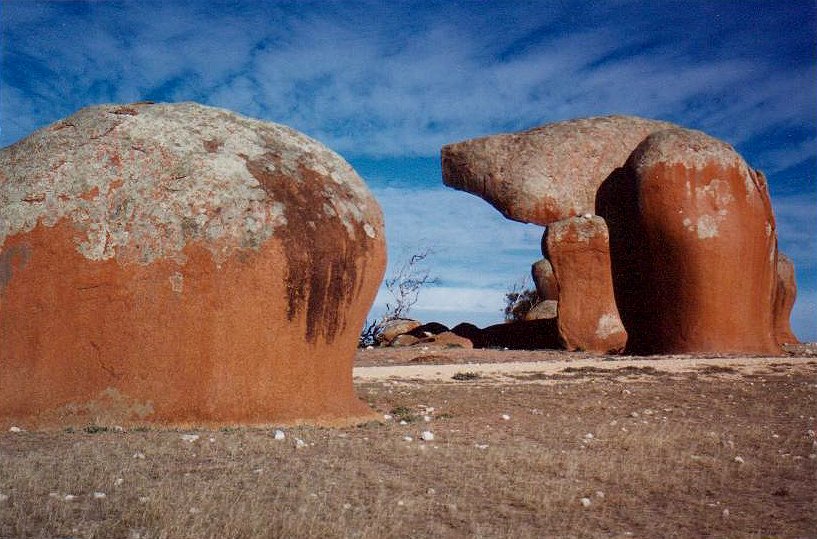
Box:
xmin=531 ymin=258 xmax=559 ymax=301
xmin=524 ymin=300 xmax=558 ymax=321
xmin=390 ymin=334 xmax=421 ymax=347
xmin=377 ymin=319 xmax=422 ymax=344
xmin=423 ymin=331 xmax=473 ymax=349
xmin=407 ymin=322 xmax=450 ymax=338
xmin=450 ymin=322 xmax=484 ymax=347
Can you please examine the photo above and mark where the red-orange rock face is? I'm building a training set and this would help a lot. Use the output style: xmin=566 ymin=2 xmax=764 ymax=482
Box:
xmin=606 ymin=128 xmax=780 ymax=355
xmin=773 ymin=253 xmax=799 ymax=345
xmin=0 ymin=102 xmax=386 ymax=429
xmin=441 ymin=116 xmax=676 ymax=225
xmin=531 ymin=258 xmax=558 ymax=301
xmin=543 ymin=216 xmax=627 ymax=353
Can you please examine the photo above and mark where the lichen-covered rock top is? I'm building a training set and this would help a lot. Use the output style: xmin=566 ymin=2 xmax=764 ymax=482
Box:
xmin=627 ymin=127 xmax=753 ymax=185
xmin=0 ymin=101 xmax=383 ymax=265
xmin=441 ymin=115 xmax=676 ymax=225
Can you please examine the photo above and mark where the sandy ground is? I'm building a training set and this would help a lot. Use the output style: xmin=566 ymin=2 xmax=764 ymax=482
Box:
xmin=354 ymin=347 xmax=817 ymax=382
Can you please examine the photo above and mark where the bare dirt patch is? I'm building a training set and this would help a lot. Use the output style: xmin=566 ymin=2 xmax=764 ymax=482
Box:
xmin=1 ymin=350 xmax=815 ymax=538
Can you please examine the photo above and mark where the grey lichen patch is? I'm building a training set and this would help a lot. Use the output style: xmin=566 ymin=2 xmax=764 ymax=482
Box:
xmin=595 ymin=313 xmax=625 ymax=339
xmin=169 ymin=272 xmax=184 ymax=293
xmin=0 ymin=102 xmax=382 ymax=272
xmin=629 ymin=127 xmax=752 ymax=182
xmin=0 ymin=243 xmax=30 ymax=293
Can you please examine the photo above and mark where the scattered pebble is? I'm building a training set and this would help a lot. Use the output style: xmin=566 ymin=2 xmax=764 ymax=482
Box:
xmin=583 ymin=433 xmax=594 ymax=440
xmin=295 ymin=438 xmax=306 ymax=449
xmin=423 ymin=415 xmax=432 ymax=422
xmin=807 ymin=429 xmax=815 ymax=438
xmin=180 ymin=434 xmax=199 ymax=443
xmin=209 ymin=437 xmax=216 ymax=443
xmin=629 ymin=412 xmax=639 ymax=418
xmin=138 ymin=496 xmax=150 ymax=503
xmin=772 ymin=434 xmax=780 ymax=439
xmin=595 ymin=491 xmax=605 ymax=499
xmin=403 ymin=436 xmax=413 ymax=442
xmin=112 ymin=425 xmax=125 ymax=432
xmin=579 ymin=497 xmax=592 ymax=507
xmin=63 ymin=494 xmax=78 ymax=502
xmin=399 ymin=420 xmax=408 ymax=426
xmin=500 ymin=414 xmax=510 ymax=421
xmin=427 ymin=488 xmax=436 ymax=495
xmin=8 ymin=426 xmax=22 ymax=433
xmin=397 ymin=500 xmax=405 ymax=506
xmin=722 ymin=508 xmax=730 ymax=518
xmin=273 ymin=430 xmax=286 ymax=441
xmin=0 ymin=493 xmax=8 ymax=502
xmin=365 ymin=346 xmax=374 ymax=350
xmin=343 ymin=503 xmax=352 ymax=510
xmin=93 ymin=492 xmax=107 ymax=499
xmin=189 ymin=507 xmax=201 ymax=514
xmin=253 ymin=468 xmax=264 ymax=474
xmin=474 ymin=444 xmax=489 ymax=450
xmin=132 ymin=452 xmax=145 ymax=460
xmin=734 ymin=456 xmax=745 ymax=464
xmin=48 ymin=492 xmax=60 ymax=499
xmin=383 ymin=414 xmax=393 ymax=421
xmin=114 ymin=478 xmax=124 ymax=486
xmin=420 ymin=431 xmax=434 ymax=442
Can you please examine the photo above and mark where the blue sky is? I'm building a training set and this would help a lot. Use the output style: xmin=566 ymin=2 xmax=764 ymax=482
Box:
xmin=2 ymin=1 xmax=815 ymax=340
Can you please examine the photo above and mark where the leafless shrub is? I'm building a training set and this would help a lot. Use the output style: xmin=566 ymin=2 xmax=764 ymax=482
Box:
xmin=503 ymin=276 xmax=539 ymax=321
xmin=360 ymin=248 xmax=438 ymax=347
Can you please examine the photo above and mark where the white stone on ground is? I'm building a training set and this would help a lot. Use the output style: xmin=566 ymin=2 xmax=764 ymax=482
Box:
xmin=403 ymin=436 xmax=413 ymax=442
xmin=501 ymin=414 xmax=510 ymax=421
xmin=8 ymin=426 xmax=22 ymax=433
xmin=0 ymin=493 xmax=8 ymax=502
xmin=421 ymin=431 xmax=434 ymax=441
xmin=295 ymin=438 xmax=306 ymax=448
xmin=734 ymin=456 xmax=745 ymax=464
xmin=273 ymin=429 xmax=286 ymax=441
xmin=132 ymin=452 xmax=145 ymax=459
xmin=580 ymin=497 xmax=592 ymax=507
xmin=180 ymin=434 xmax=199 ymax=443
xmin=114 ymin=478 xmax=124 ymax=486
xmin=63 ymin=494 xmax=78 ymax=502
xmin=93 ymin=492 xmax=107 ymax=499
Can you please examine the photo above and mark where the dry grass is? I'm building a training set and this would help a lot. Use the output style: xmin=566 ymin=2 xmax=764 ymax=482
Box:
xmin=1 ymin=362 xmax=816 ymax=538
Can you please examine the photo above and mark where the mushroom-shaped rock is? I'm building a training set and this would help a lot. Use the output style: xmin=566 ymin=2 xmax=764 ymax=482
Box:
xmin=441 ymin=115 xmax=676 ymax=225
xmin=773 ymin=253 xmax=799 ymax=346
xmin=543 ymin=216 xmax=627 ymax=353
xmin=0 ymin=102 xmax=386 ymax=429
xmin=603 ymin=127 xmax=780 ymax=355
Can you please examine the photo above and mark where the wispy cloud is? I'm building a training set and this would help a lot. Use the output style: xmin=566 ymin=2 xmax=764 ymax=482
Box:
xmin=2 ymin=1 xmax=815 ymax=162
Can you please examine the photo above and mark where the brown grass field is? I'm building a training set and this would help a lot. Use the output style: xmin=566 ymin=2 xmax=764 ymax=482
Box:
xmin=1 ymin=349 xmax=816 ymax=538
